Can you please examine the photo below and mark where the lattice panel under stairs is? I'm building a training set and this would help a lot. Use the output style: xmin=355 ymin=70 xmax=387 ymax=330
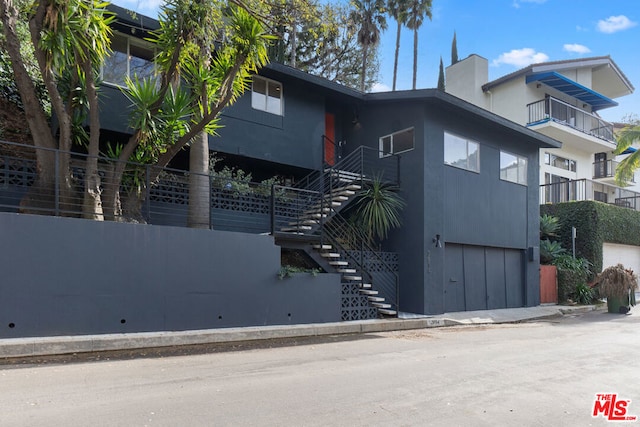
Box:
xmin=341 ymin=283 xmax=378 ymax=321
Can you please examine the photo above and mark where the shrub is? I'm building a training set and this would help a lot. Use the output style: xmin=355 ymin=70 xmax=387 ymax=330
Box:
xmin=540 ymin=239 xmax=566 ymax=264
xmin=574 ymin=283 xmax=596 ymax=305
xmin=553 ymin=255 xmax=591 ymax=303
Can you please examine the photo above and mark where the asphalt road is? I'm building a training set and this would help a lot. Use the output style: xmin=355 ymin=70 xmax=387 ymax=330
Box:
xmin=1 ymin=308 xmax=639 ymax=426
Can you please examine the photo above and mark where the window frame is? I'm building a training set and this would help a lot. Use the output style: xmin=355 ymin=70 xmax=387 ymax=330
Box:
xmin=500 ymin=150 xmax=528 ymax=186
xmin=102 ymin=33 xmax=157 ymax=87
xmin=251 ymin=75 xmax=284 ymax=116
xmin=444 ymin=131 xmax=480 ymax=173
xmin=379 ymin=127 xmax=415 ymax=158
xmin=544 ymin=152 xmax=576 ymax=172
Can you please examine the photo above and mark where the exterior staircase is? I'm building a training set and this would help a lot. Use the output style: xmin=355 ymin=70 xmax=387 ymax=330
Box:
xmin=313 ymin=243 xmax=397 ymax=316
xmin=272 ymin=146 xmax=401 ymax=319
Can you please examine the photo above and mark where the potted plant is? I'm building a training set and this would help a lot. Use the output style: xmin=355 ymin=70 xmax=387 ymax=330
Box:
xmin=594 ymin=264 xmax=638 ymax=314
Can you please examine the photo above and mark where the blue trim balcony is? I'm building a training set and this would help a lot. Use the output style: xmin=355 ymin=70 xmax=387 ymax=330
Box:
xmin=527 ymin=97 xmax=614 ymax=143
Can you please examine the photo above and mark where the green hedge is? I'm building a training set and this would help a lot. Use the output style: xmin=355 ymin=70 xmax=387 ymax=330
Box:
xmin=541 ymin=201 xmax=640 ymax=273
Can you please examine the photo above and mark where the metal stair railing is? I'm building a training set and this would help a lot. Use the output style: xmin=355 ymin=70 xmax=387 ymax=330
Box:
xmin=294 ymin=146 xmax=401 ymax=194
xmin=321 ymin=209 xmax=399 ymax=313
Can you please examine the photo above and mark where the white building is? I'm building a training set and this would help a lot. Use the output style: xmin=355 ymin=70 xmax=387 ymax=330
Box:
xmin=446 ymin=55 xmax=638 ymax=208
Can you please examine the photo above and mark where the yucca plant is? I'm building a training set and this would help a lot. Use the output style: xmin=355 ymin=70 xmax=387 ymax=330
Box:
xmin=351 ymin=174 xmax=405 ymax=245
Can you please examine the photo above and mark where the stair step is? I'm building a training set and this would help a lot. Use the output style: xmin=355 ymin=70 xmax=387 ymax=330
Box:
xmin=338 ymin=268 xmax=357 ymax=274
xmin=359 ymin=289 xmax=378 ymax=295
xmin=360 ymin=283 xmax=372 ymax=289
xmin=288 ymin=219 xmax=319 ymax=226
xmin=320 ymin=253 xmax=342 ymax=258
xmin=302 ymin=213 xmax=328 ymax=219
xmin=313 ymin=244 xmax=332 ymax=250
xmin=368 ymin=296 xmax=386 ymax=302
xmin=329 ymin=261 xmax=349 ymax=266
xmin=343 ymin=275 xmax=362 ymax=281
xmin=280 ymin=225 xmax=312 ymax=232
xmin=378 ymin=308 xmax=397 ymax=316
xmin=325 ymin=195 xmax=349 ymax=202
xmin=372 ymin=302 xmax=392 ymax=309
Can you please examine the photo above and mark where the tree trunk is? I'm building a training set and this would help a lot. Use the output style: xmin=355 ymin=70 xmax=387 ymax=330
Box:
xmin=1 ymin=0 xmax=61 ymax=214
xmin=187 ymin=132 xmax=211 ymax=229
xmin=393 ymin=21 xmax=401 ymax=91
xmin=361 ymin=43 xmax=369 ymax=91
xmin=27 ymin=0 xmax=74 ymax=212
xmin=412 ymin=28 xmax=418 ymax=90
xmin=82 ymin=58 xmax=104 ymax=220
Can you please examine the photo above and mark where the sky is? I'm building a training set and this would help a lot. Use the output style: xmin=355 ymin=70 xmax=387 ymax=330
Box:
xmin=111 ymin=0 xmax=640 ymax=122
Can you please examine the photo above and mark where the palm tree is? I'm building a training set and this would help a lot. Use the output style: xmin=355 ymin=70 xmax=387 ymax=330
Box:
xmin=405 ymin=0 xmax=432 ymax=90
xmin=350 ymin=0 xmax=387 ymax=91
xmin=614 ymin=124 xmax=640 ymax=186
xmin=387 ymin=0 xmax=409 ymax=91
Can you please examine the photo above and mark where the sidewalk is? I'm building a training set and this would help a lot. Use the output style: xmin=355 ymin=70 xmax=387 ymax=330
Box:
xmin=0 ymin=305 xmax=598 ymax=359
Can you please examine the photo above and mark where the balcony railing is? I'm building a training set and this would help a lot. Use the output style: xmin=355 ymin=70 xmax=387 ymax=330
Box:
xmin=593 ymin=160 xmax=635 ymax=183
xmin=527 ymin=97 xmax=614 ymax=142
xmin=540 ymin=178 xmax=640 ymax=210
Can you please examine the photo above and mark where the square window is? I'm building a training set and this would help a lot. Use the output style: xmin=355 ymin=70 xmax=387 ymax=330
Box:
xmin=251 ymin=76 xmax=283 ymax=116
xmin=500 ymin=150 xmax=527 ymax=185
xmin=444 ymin=132 xmax=480 ymax=172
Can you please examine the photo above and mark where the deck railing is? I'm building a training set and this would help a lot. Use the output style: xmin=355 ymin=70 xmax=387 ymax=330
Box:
xmin=527 ymin=97 xmax=614 ymax=142
xmin=540 ymin=178 xmax=640 ymax=210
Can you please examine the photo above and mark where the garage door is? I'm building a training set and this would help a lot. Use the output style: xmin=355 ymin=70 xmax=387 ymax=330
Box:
xmin=444 ymin=243 xmax=524 ymax=313
xmin=602 ymin=243 xmax=640 ymax=274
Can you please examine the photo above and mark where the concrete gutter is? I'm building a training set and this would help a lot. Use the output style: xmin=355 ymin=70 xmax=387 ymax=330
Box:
xmin=0 ymin=305 xmax=597 ymax=358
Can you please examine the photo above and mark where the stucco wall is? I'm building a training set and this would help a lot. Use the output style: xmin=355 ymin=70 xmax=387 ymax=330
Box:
xmin=0 ymin=213 xmax=341 ymax=338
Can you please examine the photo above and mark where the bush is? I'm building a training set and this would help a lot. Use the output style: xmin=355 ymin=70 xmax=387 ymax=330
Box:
xmin=540 ymin=239 xmax=566 ymax=264
xmin=553 ymin=255 xmax=591 ymax=303
xmin=574 ymin=282 xmax=596 ymax=305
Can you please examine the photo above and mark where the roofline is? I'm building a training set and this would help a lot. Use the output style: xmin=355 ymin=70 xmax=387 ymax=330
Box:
xmin=482 ymin=55 xmax=634 ymax=94
xmin=364 ymin=89 xmax=561 ymax=149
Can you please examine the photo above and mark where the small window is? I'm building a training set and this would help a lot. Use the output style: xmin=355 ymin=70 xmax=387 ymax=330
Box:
xmin=500 ymin=150 xmax=528 ymax=185
xmin=251 ymin=76 xmax=283 ymax=115
xmin=544 ymin=152 xmax=576 ymax=172
xmin=379 ymin=128 xmax=415 ymax=157
xmin=444 ymin=132 xmax=480 ymax=172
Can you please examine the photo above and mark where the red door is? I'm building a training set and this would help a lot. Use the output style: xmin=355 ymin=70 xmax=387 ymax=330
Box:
xmin=324 ymin=113 xmax=335 ymax=166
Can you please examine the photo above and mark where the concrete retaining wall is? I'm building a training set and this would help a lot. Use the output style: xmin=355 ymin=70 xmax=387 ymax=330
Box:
xmin=0 ymin=213 xmax=341 ymax=338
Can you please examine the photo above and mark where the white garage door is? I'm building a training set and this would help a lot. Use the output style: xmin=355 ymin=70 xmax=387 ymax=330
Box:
xmin=602 ymin=243 xmax=640 ymax=275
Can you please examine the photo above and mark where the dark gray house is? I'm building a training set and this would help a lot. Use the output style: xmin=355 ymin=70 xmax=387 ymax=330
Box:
xmin=94 ymin=7 xmax=561 ymax=316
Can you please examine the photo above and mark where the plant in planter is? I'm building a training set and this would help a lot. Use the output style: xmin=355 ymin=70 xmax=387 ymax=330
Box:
xmin=594 ymin=264 xmax=638 ymax=313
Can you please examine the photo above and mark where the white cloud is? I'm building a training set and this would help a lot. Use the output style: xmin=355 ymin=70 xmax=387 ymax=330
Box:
xmin=492 ymin=48 xmax=549 ymax=67
xmin=597 ymin=15 xmax=637 ymax=34
xmin=512 ymin=0 xmax=547 ymax=8
xmin=563 ymin=43 xmax=591 ymax=54
xmin=371 ymin=82 xmax=391 ymax=93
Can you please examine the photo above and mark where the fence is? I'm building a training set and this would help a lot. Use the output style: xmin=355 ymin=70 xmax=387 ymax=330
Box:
xmin=0 ymin=140 xmax=295 ymax=231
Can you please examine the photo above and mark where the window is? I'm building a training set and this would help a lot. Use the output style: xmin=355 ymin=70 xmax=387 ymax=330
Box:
xmin=251 ymin=76 xmax=283 ymax=115
xmin=500 ymin=151 xmax=528 ymax=185
xmin=444 ymin=132 xmax=479 ymax=172
xmin=379 ymin=128 xmax=415 ymax=157
xmin=102 ymin=34 xmax=156 ymax=86
xmin=544 ymin=152 xmax=576 ymax=172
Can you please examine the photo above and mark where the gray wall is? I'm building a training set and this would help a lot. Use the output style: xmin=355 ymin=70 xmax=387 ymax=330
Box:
xmin=349 ymin=99 xmax=541 ymax=315
xmin=0 ymin=213 xmax=341 ymax=338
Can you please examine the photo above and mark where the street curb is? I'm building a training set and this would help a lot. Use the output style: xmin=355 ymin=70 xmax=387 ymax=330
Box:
xmin=0 ymin=305 xmax=596 ymax=359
